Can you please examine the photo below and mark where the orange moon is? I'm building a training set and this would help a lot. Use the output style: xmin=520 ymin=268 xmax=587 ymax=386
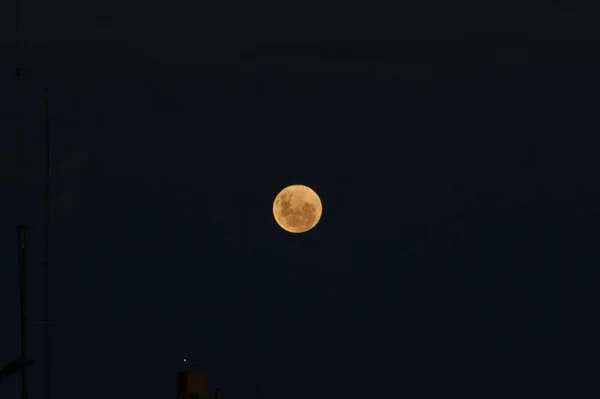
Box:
xmin=272 ymin=185 xmax=323 ymax=233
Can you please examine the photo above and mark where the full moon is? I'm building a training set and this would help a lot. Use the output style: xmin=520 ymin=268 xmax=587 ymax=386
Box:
xmin=273 ymin=185 xmax=323 ymax=233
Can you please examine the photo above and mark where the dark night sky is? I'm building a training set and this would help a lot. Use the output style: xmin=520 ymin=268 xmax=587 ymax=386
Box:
xmin=1 ymin=2 xmax=599 ymax=398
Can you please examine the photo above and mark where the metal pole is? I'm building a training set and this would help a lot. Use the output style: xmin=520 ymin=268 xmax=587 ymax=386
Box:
xmin=15 ymin=74 xmax=28 ymax=399
xmin=16 ymin=223 xmax=28 ymax=399
xmin=15 ymin=0 xmax=29 ymax=398
xmin=43 ymin=86 xmax=51 ymax=399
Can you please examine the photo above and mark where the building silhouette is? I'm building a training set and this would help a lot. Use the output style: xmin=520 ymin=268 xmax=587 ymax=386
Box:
xmin=176 ymin=371 xmax=209 ymax=399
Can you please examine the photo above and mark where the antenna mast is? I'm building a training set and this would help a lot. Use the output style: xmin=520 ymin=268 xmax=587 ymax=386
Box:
xmin=42 ymin=85 xmax=51 ymax=399
xmin=15 ymin=0 xmax=29 ymax=399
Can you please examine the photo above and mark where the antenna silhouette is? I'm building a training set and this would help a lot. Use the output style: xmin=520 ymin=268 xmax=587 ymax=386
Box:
xmin=42 ymin=85 xmax=52 ymax=399
xmin=15 ymin=0 xmax=29 ymax=398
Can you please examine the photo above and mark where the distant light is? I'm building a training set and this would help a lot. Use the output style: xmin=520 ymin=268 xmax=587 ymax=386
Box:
xmin=183 ymin=359 xmax=187 ymax=362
